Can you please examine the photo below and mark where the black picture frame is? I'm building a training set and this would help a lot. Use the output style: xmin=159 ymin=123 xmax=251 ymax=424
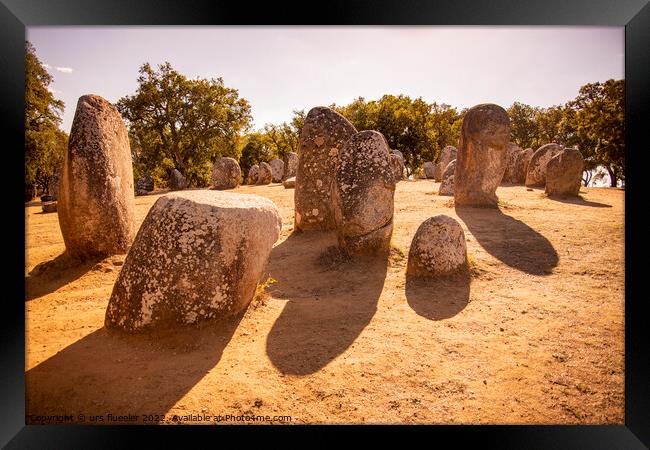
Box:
xmin=3 ymin=0 xmax=648 ymax=447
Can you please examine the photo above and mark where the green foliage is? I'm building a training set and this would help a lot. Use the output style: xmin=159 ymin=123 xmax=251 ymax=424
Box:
xmin=25 ymin=41 xmax=67 ymax=199
xmin=239 ymin=132 xmax=274 ymax=178
xmin=333 ymin=95 xmax=462 ymax=176
xmin=116 ymin=62 xmax=252 ymax=188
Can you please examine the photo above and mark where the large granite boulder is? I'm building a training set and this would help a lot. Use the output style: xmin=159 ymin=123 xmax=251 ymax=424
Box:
xmin=545 ymin=148 xmax=584 ymax=196
xmin=295 ymin=106 xmax=357 ymax=231
xmin=58 ymin=94 xmax=135 ymax=259
xmin=332 ymin=130 xmax=395 ymax=255
xmin=435 ymin=146 xmax=458 ymax=181
xmin=257 ymin=161 xmax=273 ymax=185
xmin=438 ymin=159 xmax=457 ymax=196
xmin=454 ymin=103 xmax=510 ymax=207
xmin=105 ymin=191 xmax=282 ymax=331
xmin=283 ymin=177 xmax=296 ymax=189
xmin=135 ymin=173 xmax=154 ymax=196
xmin=423 ymin=161 xmax=436 ymax=179
xmin=212 ymin=157 xmax=241 ymax=190
xmin=170 ymin=169 xmax=186 ymax=190
xmin=282 ymin=152 xmax=299 ymax=181
xmin=407 ymin=215 xmax=468 ymax=277
xmin=246 ymin=164 xmax=260 ymax=185
xmin=525 ymin=143 xmax=563 ymax=187
xmin=269 ymin=158 xmax=285 ymax=183
xmin=390 ymin=153 xmax=405 ymax=182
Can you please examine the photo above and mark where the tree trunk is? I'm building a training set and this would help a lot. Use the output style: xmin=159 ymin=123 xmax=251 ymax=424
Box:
xmin=606 ymin=166 xmax=617 ymax=187
xmin=582 ymin=170 xmax=592 ymax=187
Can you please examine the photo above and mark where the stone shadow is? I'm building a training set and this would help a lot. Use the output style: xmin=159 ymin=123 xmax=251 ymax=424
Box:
xmin=265 ymin=232 xmax=388 ymax=376
xmin=26 ymin=313 xmax=243 ymax=423
xmin=405 ymin=270 xmax=471 ymax=320
xmin=455 ymin=205 xmax=558 ymax=275
xmin=547 ymin=194 xmax=612 ymax=208
xmin=25 ymin=253 xmax=101 ymax=301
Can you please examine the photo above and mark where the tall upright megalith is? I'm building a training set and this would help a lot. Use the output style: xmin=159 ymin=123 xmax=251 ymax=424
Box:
xmin=294 ymin=106 xmax=357 ymax=231
xmin=332 ymin=131 xmax=395 ymax=255
xmin=454 ymin=104 xmax=510 ymax=207
xmin=58 ymin=94 xmax=135 ymax=259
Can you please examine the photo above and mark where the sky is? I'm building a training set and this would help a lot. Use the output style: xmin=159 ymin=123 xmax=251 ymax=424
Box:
xmin=27 ymin=26 xmax=624 ymax=133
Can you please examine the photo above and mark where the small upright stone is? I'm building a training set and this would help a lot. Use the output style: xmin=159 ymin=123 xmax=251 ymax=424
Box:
xmin=105 ymin=191 xmax=282 ymax=331
xmin=438 ymin=159 xmax=457 ymax=196
xmin=283 ymin=177 xmax=296 ymax=189
xmin=170 ymin=169 xmax=186 ymax=190
xmin=212 ymin=157 xmax=241 ymax=190
xmin=247 ymin=164 xmax=260 ymax=185
xmin=282 ymin=152 xmax=299 ymax=181
xmin=390 ymin=153 xmax=405 ymax=182
xmin=454 ymin=103 xmax=510 ymax=207
xmin=502 ymin=143 xmax=524 ymax=184
xmin=295 ymin=106 xmax=357 ymax=231
xmin=392 ymin=149 xmax=404 ymax=161
xmin=269 ymin=158 xmax=285 ymax=183
xmin=42 ymin=201 xmax=58 ymax=213
xmin=407 ymin=215 xmax=468 ymax=277
xmin=525 ymin=143 xmax=563 ymax=187
xmin=58 ymin=94 xmax=135 ymax=259
xmin=136 ymin=173 xmax=154 ymax=196
xmin=256 ymin=162 xmax=273 ymax=185
xmin=423 ymin=161 xmax=436 ymax=179
xmin=48 ymin=166 xmax=62 ymax=200
xmin=545 ymin=148 xmax=584 ymax=196
xmin=332 ymin=130 xmax=395 ymax=255
xmin=435 ymin=146 xmax=458 ymax=181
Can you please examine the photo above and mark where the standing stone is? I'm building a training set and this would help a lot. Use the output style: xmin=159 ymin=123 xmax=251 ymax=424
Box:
xmin=58 ymin=94 xmax=135 ymax=259
xmin=390 ymin=153 xmax=405 ymax=182
xmin=454 ymin=103 xmax=510 ymax=207
xmin=502 ymin=143 xmax=524 ymax=184
xmin=48 ymin=166 xmax=62 ymax=200
xmin=332 ymin=131 xmax=395 ymax=255
xmin=545 ymin=148 xmax=584 ymax=196
xmin=283 ymin=177 xmax=296 ymax=189
xmin=505 ymin=147 xmax=534 ymax=185
xmin=269 ymin=158 xmax=285 ymax=183
xmin=170 ymin=169 xmax=186 ymax=190
xmin=525 ymin=143 xmax=563 ymax=187
xmin=105 ymin=191 xmax=282 ymax=331
xmin=42 ymin=201 xmax=58 ymax=213
xmin=256 ymin=162 xmax=273 ymax=185
xmin=423 ymin=161 xmax=436 ymax=179
xmin=136 ymin=173 xmax=154 ymax=196
xmin=247 ymin=164 xmax=260 ymax=185
xmin=438 ymin=159 xmax=457 ymax=196
xmin=295 ymin=106 xmax=357 ymax=231
xmin=282 ymin=152 xmax=299 ymax=181
xmin=435 ymin=146 xmax=458 ymax=181
xmin=392 ymin=149 xmax=404 ymax=161
xmin=407 ymin=215 xmax=468 ymax=277
xmin=212 ymin=157 xmax=242 ymax=190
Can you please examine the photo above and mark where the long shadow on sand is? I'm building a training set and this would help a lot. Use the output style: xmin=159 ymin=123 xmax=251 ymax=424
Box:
xmin=547 ymin=194 xmax=612 ymax=208
xmin=406 ymin=271 xmax=471 ymax=320
xmin=455 ymin=205 xmax=558 ymax=275
xmin=26 ymin=314 xmax=243 ymax=423
xmin=265 ymin=232 xmax=388 ymax=376
xmin=25 ymin=253 xmax=101 ymax=301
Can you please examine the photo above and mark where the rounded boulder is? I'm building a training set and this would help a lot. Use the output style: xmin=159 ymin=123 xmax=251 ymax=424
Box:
xmin=105 ymin=191 xmax=282 ymax=331
xmin=545 ymin=148 xmax=584 ymax=196
xmin=269 ymin=158 xmax=285 ymax=183
xmin=407 ymin=215 xmax=468 ymax=277
xmin=525 ymin=143 xmax=563 ymax=187
xmin=212 ymin=157 xmax=242 ymax=190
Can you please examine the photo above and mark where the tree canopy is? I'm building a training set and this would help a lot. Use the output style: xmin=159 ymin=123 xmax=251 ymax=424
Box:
xmin=116 ymin=62 xmax=253 ymax=187
xmin=25 ymin=41 xmax=67 ymax=199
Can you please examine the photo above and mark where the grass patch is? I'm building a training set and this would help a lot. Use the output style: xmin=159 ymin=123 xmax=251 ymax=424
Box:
xmin=250 ymin=276 xmax=277 ymax=309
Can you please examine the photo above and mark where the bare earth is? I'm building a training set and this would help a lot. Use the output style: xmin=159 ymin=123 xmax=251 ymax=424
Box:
xmin=25 ymin=180 xmax=624 ymax=424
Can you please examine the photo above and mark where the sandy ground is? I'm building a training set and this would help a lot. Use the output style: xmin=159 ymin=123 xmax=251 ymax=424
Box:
xmin=25 ymin=180 xmax=624 ymax=425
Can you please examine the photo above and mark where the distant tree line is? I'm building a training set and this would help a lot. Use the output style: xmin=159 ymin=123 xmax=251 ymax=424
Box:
xmin=25 ymin=45 xmax=625 ymax=198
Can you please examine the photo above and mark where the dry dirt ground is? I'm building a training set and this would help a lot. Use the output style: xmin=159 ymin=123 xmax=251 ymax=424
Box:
xmin=25 ymin=180 xmax=624 ymax=425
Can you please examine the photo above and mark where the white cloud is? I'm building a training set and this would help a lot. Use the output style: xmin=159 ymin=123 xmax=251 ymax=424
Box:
xmin=55 ymin=66 xmax=73 ymax=73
